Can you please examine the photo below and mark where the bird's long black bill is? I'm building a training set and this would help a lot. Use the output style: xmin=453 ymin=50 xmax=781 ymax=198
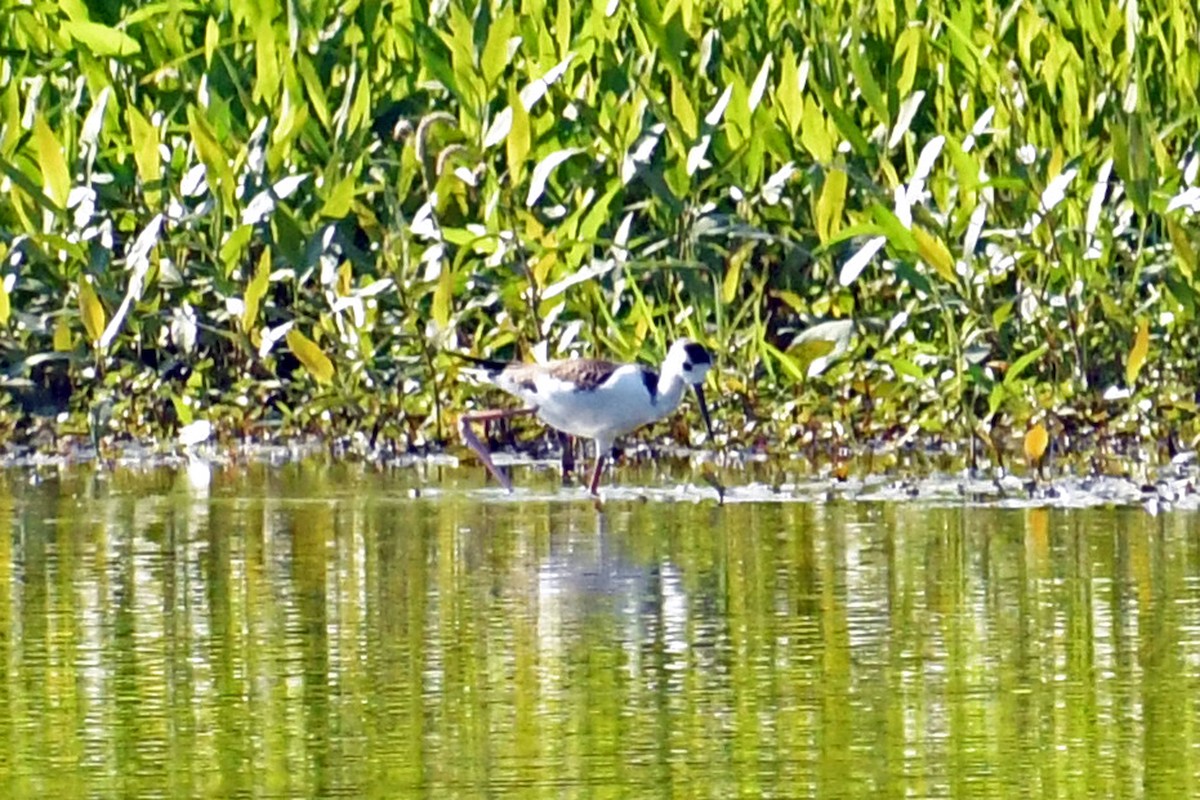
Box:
xmin=693 ymin=384 xmax=714 ymax=440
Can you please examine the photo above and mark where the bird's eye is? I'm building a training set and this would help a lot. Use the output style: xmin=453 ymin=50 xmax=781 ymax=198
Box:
xmin=683 ymin=361 xmax=693 ymax=370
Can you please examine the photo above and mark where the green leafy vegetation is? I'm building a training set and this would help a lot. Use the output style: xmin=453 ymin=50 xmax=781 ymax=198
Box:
xmin=1 ymin=0 xmax=1199 ymax=468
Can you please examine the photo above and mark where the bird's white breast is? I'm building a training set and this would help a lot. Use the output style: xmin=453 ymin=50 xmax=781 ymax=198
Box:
xmin=531 ymin=366 xmax=661 ymax=441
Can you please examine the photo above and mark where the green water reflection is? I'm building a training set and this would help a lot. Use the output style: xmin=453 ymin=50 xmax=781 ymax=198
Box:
xmin=1 ymin=462 xmax=1198 ymax=798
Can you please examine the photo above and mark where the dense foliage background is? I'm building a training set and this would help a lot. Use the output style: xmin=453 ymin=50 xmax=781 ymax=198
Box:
xmin=1 ymin=0 xmax=1198 ymax=466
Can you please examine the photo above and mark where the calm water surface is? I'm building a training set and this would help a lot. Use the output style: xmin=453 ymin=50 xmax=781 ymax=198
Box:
xmin=2 ymin=461 xmax=1199 ymax=798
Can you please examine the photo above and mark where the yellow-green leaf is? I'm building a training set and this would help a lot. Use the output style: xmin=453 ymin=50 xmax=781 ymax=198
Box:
xmin=722 ymin=242 xmax=753 ymax=304
xmin=286 ymin=328 xmax=335 ymax=384
xmin=347 ymin=70 xmax=371 ymax=137
xmin=1024 ymin=422 xmax=1049 ymax=464
xmin=1126 ymin=317 xmax=1150 ymax=385
xmin=78 ymin=277 xmax=106 ymax=346
xmin=776 ymin=41 xmax=803 ymax=136
xmin=914 ymin=226 xmax=957 ymax=284
xmin=671 ymin=76 xmax=697 ymax=141
xmin=481 ymin=4 xmax=515 ymax=87
xmin=62 ymin=20 xmax=141 ymax=57
xmin=1168 ymin=220 xmax=1195 ymax=280
xmin=204 ymin=17 xmax=219 ymax=68
xmin=34 ymin=118 xmax=70 ymax=210
xmin=432 ymin=262 xmax=453 ymax=329
xmin=254 ymin=18 xmax=280 ymax=106
xmin=54 ymin=317 xmax=73 ymax=351
xmin=127 ymin=106 xmax=162 ymax=206
xmin=320 ymin=174 xmax=356 ymax=218
xmin=506 ymin=87 xmax=531 ymax=183
xmin=799 ymin=95 xmax=832 ymax=163
xmin=0 ymin=277 xmax=8 ymax=325
xmin=188 ymin=108 xmax=234 ymax=206
xmin=242 ymin=246 xmax=271 ymax=333
xmin=815 ymin=168 xmax=848 ymax=243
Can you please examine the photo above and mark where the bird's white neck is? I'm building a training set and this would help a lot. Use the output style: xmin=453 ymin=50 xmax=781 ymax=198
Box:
xmin=654 ymin=371 xmax=687 ymax=416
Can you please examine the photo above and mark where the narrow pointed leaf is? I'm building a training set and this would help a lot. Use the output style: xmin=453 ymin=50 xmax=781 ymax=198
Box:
xmin=34 ymin=118 xmax=70 ymax=209
xmin=78 ymin=277 xmax=106 ymax=346
xmin=286 ymin=328 xmax=335 ymax=384
xmin=1126 ymin=318 xmax=1149 ymax=385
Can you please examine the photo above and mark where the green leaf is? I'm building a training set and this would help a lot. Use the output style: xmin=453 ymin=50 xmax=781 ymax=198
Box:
xmin=254 ymin=17 xmax=280 ymax=106
xmin=1168 ymin=219 xmax=1196 ymax=280
xmin=34 ymin=118 xmax=70 ymax=210
xmin=62 ymin=20 xmax=141 ymax=57
xmin=776 ymin=41 xmax=804 ymax=136
xmin=347 ymin=69 xmax=372 ymax=137
xmin=0 ymin=276 xmax=9 ymax=325
xmin=127 ymin=106 xmax=162 ymax=206
xmin=54 ymin=317 xmax=73 ymax=351
xmin=78 ymin=277 xmax=106 ymax=346
xmin=481 ymin=4 xmax=515 ymax=87
xmin=432 ymin=262 xmax=453 ymax=330
xmin=242 ymin=247 xmax=271 ymax=334
xmin=815 ymin=168 xmax=848 ymax=244
xmin=1126 ymin=317 xmax=1149 ymax=385
xmin=671 ymin=76 xmax=698 ymax=141
xmin=809 ymin=80 xmax=871 ymax=157
xmin=799 ymin=95 xmax=832 ymax=163
xmin=204 ymin=16 xmax=219 ymax=68
xmin=297 ymin=56 xmax=331 ymax=129
xmin=913 ymin=227 xmax=957 ymax=285
xmin=722 ymin=242 xmax=753 ymax=304
xmin=220 ymin=225 xmax=254 ymax=277
xmin=320 ymin=174 xmax=356 ymax=218
xmin=506 ymin=86 xmax=530 ymax=183
xmin=870 ymin=204 xmax=918 ymax=253
xmin=188 ymin=108 xmax=234 ymax=206
xmin=1003 ymin=343 xmax=1048 ymax=386
xmin=286 ymin=328 xmax=335 ymax=384
xmin=848 ymin=31 xmax=888 ymax=125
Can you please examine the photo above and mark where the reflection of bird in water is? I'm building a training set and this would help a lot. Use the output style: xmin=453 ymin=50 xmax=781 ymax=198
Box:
xmin=533 ymin=512 xmax=692 ymax=675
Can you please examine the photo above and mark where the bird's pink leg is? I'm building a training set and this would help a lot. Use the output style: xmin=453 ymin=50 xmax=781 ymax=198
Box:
xmin=588 ymin=451 xmax=607 ymax=496
xmin=458 ymin=407 xmax=537 ymax=491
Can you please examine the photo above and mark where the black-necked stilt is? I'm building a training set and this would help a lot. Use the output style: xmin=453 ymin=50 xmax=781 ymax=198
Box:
xmin=458 ymin=339 xmax=715 ymax=495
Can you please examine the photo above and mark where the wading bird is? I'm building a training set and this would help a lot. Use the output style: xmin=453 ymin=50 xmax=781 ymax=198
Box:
xmin=458 ymin=339 xmax=715 ymax=495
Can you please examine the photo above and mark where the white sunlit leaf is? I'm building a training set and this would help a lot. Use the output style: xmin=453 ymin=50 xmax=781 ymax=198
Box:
xmin=704 ymin=84 xmax=734 ymax=127
xmin=542 ymin=258 xmax=616 ymax=300
xmin=519 ymin=52 xmax=575 ymax=110
xmin=241 ymin=190 xmax=275 ymax=225
xmin=961 ymin=200 xmax=987 ymax=267
xmin=613 ymin=211 xmax=634 ymax=263
xmin=410 ymin=197 xmax=440 ymax=240
xmin=747 ymin=54 xmax=774 ymax=112
xmin=272 ymin=173 xmax=309 ymax=199
xmin=911 ymin=135 xmax=945 ymax=184
xmin=482 ymin=106 xmax=513 ymax=149
xmin=894 ymin=184 xmax=912 ymax=228
xmin=888 ymin=90 xmax=925 ymax=149
xmin=80 ymin=86 xmax=110 ymax=152
xmin=840 ymin=236 xmax=886 ymax=286
xmin=259 ymin=320 xmax=294 ymax=358
xmin=1085 ymin=160 xmax=1114 ymax=236
xmin=181 ymin=163 xmax=207 ymax=197
xmin=686 ymin=135 xmax=712 ymax=176
xmin=621 ymin=123 xmax=664 ymax=184
xmin=526 ymin=148 xmax=583 ymax=206
xmin=1165 ymin=186 xmax=1200 ymax=214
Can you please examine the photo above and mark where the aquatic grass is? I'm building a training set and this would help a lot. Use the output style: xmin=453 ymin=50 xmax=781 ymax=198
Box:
xmin=0 ymin=0 xmax=1197 ymax=466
